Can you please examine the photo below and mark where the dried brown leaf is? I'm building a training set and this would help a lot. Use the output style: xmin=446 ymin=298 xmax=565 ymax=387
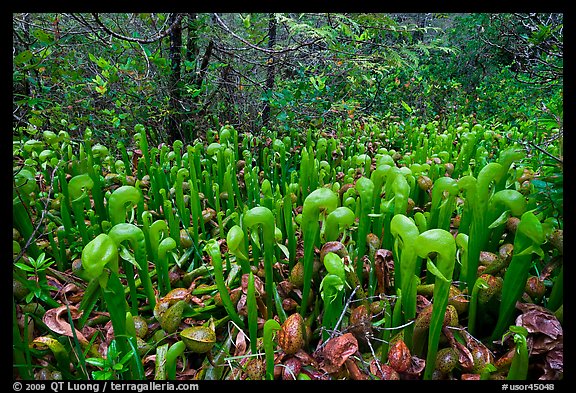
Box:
xmin=405 ymin=355 xmax=426 ymax=376
xmin=444 ymin=327 xmax=475 ymax=371
xmin=317 ymin=333 xmax=359 ymax=374
xmin=388 ymin=339 xmax=411 ymax=373
xmin=515 ymin=303 xmax=563 ymax=340
xmin=294 ymin=349 xmax=319 ymax=368
xmin=461 ymin=373 xmax=481 ymax=380
xmin=282 ymin=357 xmax=302 ymax=380
xmin=241 ymin=273 xmax=266 ymax=297
xmin=374 ymin=249 xmax=394 ymax=294
xmin=345 ymin=358 xmax=368 ymax=380
xmin=234 ymin=330 xmax=247 ymax=357
xmin=369 ymin=360 xmax=400 ymax=380
xmin=540 ymin=346 xmax=563 ymax=380
xmin=42 ymin=305 xmax=88 ymax=346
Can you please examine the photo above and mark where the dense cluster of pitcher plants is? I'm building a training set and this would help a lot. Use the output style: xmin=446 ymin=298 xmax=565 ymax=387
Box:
xmin=13 ymin=117 xmax=563 ymax=381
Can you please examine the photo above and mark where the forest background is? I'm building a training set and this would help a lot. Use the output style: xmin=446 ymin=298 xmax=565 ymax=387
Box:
xmin=13 ymin=13 xmax=563 ymax=148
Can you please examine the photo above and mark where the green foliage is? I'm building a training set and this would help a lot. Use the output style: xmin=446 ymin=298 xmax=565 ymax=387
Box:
xmin=14 ymin=253 xmax=56 ymax=304
xmin=85 ymin=339 xmax=134 ymax=380
xmin=12 ymin=13 xmax=562 ymax=382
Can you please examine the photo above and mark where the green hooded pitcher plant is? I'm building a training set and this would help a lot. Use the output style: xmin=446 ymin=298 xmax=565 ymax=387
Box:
xmin=324 ymin=206 xmax=355 ymax=243
xmin=428 ymin=177 xmax=459 ymax=231
xmin=108 ymin=223 xmax=156 ymax=311
xmin=204 ymin=239 xmax=244 ymax=328
xmin=80 ymin=233 xmax=137 ymax=379
xmin=413 ymin=228 xmax=456 ymax=380
xmin=108 ymin=185 xmax=142 ymax=226
xmin=68 ymin=173 xmax=94 ymax=245
xmin=299 ymin=187 xmax=338 ymax=316
xmin=457 ymin=162 xmax=503 ymax=293
xmin=319 ymin=252 xmax=346 ymax=341
xmin=226 ymin=224 xmax=250 ymax=274
xmin=242 ymin=206 xmax=276 ymax=316
xmin=390 ymin=213 xmax=421 ymax=350
xmin=492 ymin=211 xmax=545 ymax=341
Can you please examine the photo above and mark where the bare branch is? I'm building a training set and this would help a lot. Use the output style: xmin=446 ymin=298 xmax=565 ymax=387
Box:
xmin=91 ymin=13 xmax=184 ymax=44
xmin=213 ymin=13 xmax=322 ymax=55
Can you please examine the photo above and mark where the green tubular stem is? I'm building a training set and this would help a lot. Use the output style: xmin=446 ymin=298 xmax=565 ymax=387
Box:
xmin=56 ymin=228 xmax=68 ymax=270
xmin=165 ymin=341 xmax=187 ymax=380
xmin=108 ymin=223 xmax=156 ymax=310
xmin=299 ymin=147 xmax=311 ymax=201
xmin=57 ymin=167 xmax=70 ymax=202
xmin=355 ymin=177 xmax=374 ymax=283
xmin=320 ymin=273 xmax=345 ymax=342
xmin=125 ymin=313 xmax=145 ymax=379
xmin=455 ymin=233 xmax=469 ymax=291
xmin=390 ymin=214 xmax=420 ymax=350
xmin=392 ymin=171 xmax=410 ymax=216
xmin=13 ymin=196 xmax=42 ymax=259
xmin=428 ymin=177 xmax=459 ymax=231
xmin=492 ymin=211 xmax=545 ymax=341
xmin=186 ymin=145 xmax=199 ymax=190
xmin=13 ymin=298 xmax=32 ymax=380
xmin=154 ymin=343 xmax=169 ymax=380
xmin=547 ymin=264 xmax=563 ymax=312
xmin=507 ymin=327 xmax=529 ymax=380
xmin=413 ymin=228 xmax=456 ymax=380
xmin=392 ymin=288 xmax=403 ymax=329
xmin=458 ymin=169 xmax=497 ymax=294
xmin=247 ymin=271 xmax=259 ymax=355
xmin=243 ymin=206 xmax=276 ymax=315
xmin=189 ymin=178 xmax=203 ymax=245
xmin=108 ymin=185 xmax=141 ymax=226
xmin=380 ymin=297 xmax=392 ymax=364
xmin=141 ymin=211 xmax=154 ymax=259
xmin=204 ymin=239 xmax=244 ymax=328
xmin=89 ymin=164 xmax=107 ymax=226
xmin=263 ymin=319 xmax=281 ymax=380
xmin=135 ymin=124 xmax=150 ymax=173
xmin=46 ymin=225 xmax=62 ymax=270
xmin=68 ymin=173 xmax=94 ymax=245
xmin=467 ymin=276 xmax=488 ymax=336
xmin=117 ymin=141 xmax=133 ymax=176
xmin=198 ymin=170 xmax=212 ymax=208
xmin=149 ymin=166 xmax=165 ymax=212
xmin=299 ymin=187 xmax=338 ymax=316
xmin=160 ymin=190 xmax=180 ymax=248
xmin=273 ymin=282 xmax=288 ymax=324
xmin=149 ymin=219 xmax=169 ymax=261
xmin=223 ymin=165 xmax=236 ymax=213
xmin=495 ymin=148 xmax=525 ymax=192
xmin=453 ymin=130 xmax=478 ymax=178
xmin=283 ymin=192 xmax=297 ymax=269
xmin=175 ymin=168 xmax=190 ymax=229
xmin=158 ymin=237 xmax=177 ymax=296
xmin=173 ymin=140 xmax=183 ymax=168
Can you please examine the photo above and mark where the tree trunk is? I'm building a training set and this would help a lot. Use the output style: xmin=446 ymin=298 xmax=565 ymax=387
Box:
xmin=168 ymin=13 xmax=183 ymax=144
xmin=186 ymin=13 xmax=199 ymax=65
xmin=261 ymin=13 xmax=277 ymax=129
